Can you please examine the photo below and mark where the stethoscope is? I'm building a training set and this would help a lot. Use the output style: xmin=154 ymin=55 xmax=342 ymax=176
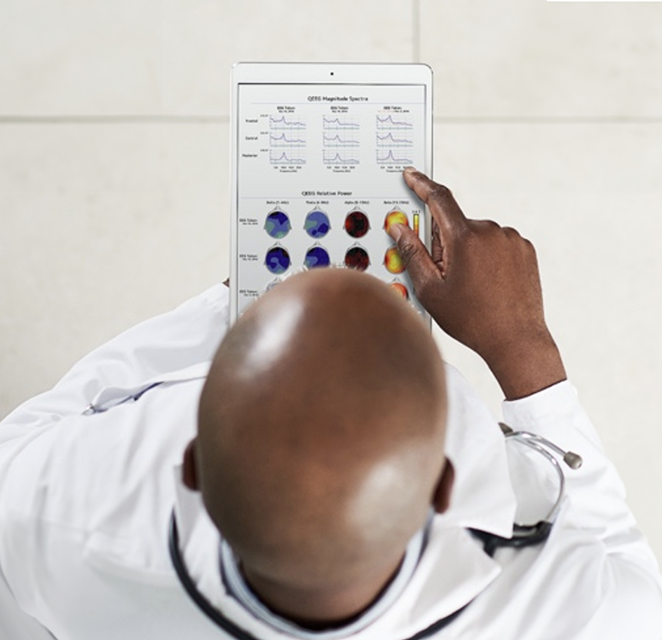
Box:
xmin=469 ymin=423 xmax=583 ymax=556
xmin=168 ymin=425 xmax=583 ymax=640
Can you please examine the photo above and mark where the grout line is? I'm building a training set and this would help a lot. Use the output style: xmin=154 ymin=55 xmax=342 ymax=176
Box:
xmin=1 ymin=115 xmax=661 ymax=125
xmin=0 ymin=115 xmax=230 ymax=124
xmin=434 ymin=116 xmax=662 ymax=124
xmin=412 ymin=0 xmax=421 ymax=62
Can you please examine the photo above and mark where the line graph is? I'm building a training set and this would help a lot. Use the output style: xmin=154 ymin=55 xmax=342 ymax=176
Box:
xmin=323 ymin=150 xmax=359 ymax=165
xmin=269 ymin=115 xmax=306 ymax=130
xmin=269 ymin=113 xmax=306 ymax=160
xmin=270 ymin=132 xmax=306 ymax=147
xmin=376 ymin=114 xmax=413 ymax=130
xmin=376 ymin=149 xmax=412 ymax=165
xmin=270 ymin=150 xmax=306 ymax=165
xmin=323 ymin=116 xmax=360 ymax=130
xmin=323 ymin=133 xmax=359 ymax=147
xmin=376 ymin=132 xmax=413 ymax=147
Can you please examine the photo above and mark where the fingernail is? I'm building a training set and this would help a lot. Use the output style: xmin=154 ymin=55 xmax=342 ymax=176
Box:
xmin=389 ymin=223 xmax=404 ymax=241
xmin=403 ymin=166 xmax=418 ymax=175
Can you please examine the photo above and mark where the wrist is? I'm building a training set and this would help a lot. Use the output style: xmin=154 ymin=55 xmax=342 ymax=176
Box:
xmin=483 ymin=331 xmax=566 ymax=401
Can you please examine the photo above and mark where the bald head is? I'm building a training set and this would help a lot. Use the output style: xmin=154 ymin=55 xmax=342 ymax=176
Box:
xmin=193 ymin=269 xmax=449 ymax=622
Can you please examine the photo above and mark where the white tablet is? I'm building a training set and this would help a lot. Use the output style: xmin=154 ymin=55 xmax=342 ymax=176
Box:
xmin=230 ymin=62 xmax=433 ymax=323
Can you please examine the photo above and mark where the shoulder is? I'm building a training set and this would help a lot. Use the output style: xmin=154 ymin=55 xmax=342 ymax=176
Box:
xmin=0 ymin=375 xmax=205 ymax=594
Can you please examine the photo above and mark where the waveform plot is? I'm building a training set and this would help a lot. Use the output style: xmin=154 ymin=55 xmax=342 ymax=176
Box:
xmin=270 ymin=150 xmax=306 ymax=165
xmin=376 ymin=149 xmax=413 ymax=165
xmin=323 ymin=133 xmax=359 ymax=147
xmin=269 ymin=115 xmax=306 ymax=130
xmin=323 ymin=150 xmax=359 ymax=165
xmin=376 ymin=132 xmax=413 ymax=147
xmin=376 ymin=114 xmax=413 ymax=130
xmin=323 ymin=116 xmax=360 ymax=130
xmin=269 ymin=132 xmax=306 ymax=147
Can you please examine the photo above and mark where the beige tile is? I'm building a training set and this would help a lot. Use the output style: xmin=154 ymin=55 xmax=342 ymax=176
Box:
xmin=0 ymin=122 xmax=229 ymax=415
xmin=0 ymin=0 xmax=416 ymax=116
xmin=161 ymin=0 xmax=417 ymax=116
xmin=429 ymin=121 xmax=662 ymax=560
xmin=421 ymin=0 xmax=662 ymax=118
xmin=0 ymin=1 xmax=163 ymax=115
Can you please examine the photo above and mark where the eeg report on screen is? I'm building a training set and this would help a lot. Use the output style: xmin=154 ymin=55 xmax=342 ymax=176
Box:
xmin=236 ymin=82 xmax=428 ymax=317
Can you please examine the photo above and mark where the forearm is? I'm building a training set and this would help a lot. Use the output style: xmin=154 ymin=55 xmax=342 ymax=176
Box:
xmin=483 ymin=330 xmax=567 ymax=400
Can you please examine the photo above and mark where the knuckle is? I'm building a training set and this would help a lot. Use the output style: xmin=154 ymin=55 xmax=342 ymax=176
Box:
xmin=501 ymin=226 xmax=521 ymax=238
xmin=470 ymin=219 xmax=501 ymax=233
xmin=429 ymin=183 xmax=454 ymax=205
xmin=483 ymin=219 xmax=501 ymax=231
xmin=523 ymin=236 xmax=537 ymax=255
xmin=395 ymin=238 xmax=419 ymax=266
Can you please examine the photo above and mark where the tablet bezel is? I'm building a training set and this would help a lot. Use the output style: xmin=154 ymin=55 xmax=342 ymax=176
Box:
xmin=230 ymin=62 xmax=433 ymax=325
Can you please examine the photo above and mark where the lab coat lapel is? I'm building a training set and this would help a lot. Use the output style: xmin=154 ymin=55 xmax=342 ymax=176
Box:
xmin=170 ymin=363 xmax=519 ymax=640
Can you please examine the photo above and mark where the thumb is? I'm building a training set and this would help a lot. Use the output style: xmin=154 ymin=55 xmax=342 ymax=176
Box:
xmin=389 ymin=223 xmax=442 ymax=297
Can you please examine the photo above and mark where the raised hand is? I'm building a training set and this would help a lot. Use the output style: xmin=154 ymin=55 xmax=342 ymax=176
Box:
xmin=390 ymin=168 xmax=566 ymax=400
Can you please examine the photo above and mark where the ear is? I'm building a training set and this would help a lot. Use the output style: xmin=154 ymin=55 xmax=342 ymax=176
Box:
xmin=182 ymin=438 xmax=200 ymax=491
xmin=432 ymin=458 xmax=455 ymax=514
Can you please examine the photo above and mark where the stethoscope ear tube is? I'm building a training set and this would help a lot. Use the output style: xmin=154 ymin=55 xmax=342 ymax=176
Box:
xmin=499 ymin=423 xmax=583 ymax=470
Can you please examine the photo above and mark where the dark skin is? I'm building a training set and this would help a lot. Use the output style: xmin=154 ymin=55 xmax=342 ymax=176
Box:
xmin=186 ymin=269 xmax=451 ymax=626
xmin=391 ymin=168 xmax=566 ymax=400
xmin=183 ymin=168 xmax=566 ymax=628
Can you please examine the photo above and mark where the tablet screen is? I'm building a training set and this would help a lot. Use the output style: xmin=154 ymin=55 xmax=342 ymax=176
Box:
xmin=235 ymin=81 xmax=429 ymax=318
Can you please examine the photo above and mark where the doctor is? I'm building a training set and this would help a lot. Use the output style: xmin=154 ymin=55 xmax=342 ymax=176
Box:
xmin=1 ymin=168 xmax=661 ymax=639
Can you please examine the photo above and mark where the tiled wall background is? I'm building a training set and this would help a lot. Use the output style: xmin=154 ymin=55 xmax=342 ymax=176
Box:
xmin=2 ymin=1 xmax=662 ymax=562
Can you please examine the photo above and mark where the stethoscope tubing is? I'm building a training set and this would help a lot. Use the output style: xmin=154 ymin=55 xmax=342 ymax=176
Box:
xmin=168 ymin=512 xmax=475 ymax=640
xmin=168 ymin=427 xmax=582 ymax=639
xmin=169 ymin=513 xmax=260 ymax=640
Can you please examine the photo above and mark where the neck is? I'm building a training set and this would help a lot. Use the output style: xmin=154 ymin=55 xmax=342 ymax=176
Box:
xmin=240 ymin=556 xmax=404 ymax=630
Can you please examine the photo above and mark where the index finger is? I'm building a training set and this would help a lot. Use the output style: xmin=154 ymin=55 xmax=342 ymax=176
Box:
xmin=403 ymin=167 xmax=467 ymax=236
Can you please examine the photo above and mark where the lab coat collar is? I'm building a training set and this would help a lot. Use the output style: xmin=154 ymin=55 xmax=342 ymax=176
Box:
xmin=170 ymin=362 xmax=517 ymax=640
xmin=171 ymin=477 xmax=503 ymax=640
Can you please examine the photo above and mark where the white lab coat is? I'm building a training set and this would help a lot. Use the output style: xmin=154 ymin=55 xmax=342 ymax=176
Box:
xmin=0 ymin=285 xmax=660 ymax=640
